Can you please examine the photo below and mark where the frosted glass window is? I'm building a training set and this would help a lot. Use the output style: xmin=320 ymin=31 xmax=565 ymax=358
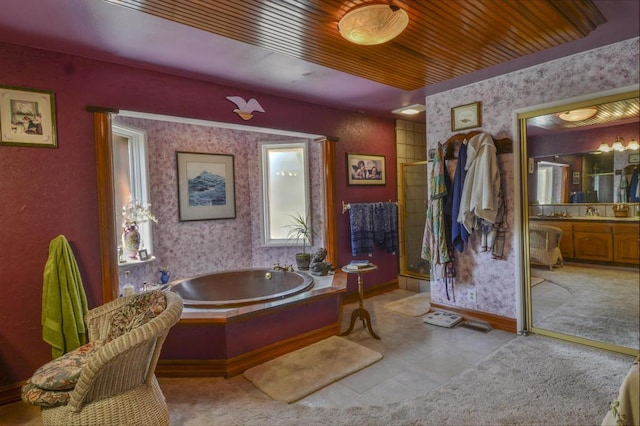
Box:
xmin=261 ymin=141 xmax=310 ymax=246
xmin=536 ymin=166 xmax=552 ymax=204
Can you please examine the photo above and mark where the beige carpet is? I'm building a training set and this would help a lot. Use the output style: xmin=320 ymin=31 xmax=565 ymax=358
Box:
xmin=160 ymin=335 xmax=634 ymax=425
xmin=383 ymin=292 xmax=431 ymax=316
xmin=243 ymin=336 xmax=382 ymax=403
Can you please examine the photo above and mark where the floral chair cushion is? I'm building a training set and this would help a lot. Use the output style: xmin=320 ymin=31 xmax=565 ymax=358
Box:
xmin=21 ymin=382 xmax=71 ymax=408
xmin=28 ymin=340 xmax=104 ymax=391
xmin=107 ymin=291 xmax=167 ymax=341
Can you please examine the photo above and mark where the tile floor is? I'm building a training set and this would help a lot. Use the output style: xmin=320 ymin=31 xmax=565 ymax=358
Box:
xmin=0 ymin=289 xmax=516 ymax=423
xmin=298 ymin=289 xmax=515 ymax=408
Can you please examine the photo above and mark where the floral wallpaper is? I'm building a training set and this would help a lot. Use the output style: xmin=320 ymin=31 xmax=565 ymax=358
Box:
xmin=114 ymin=117 xmax=324 ymax=290
xmin=425 ymin=37 xmax=639 ymax=318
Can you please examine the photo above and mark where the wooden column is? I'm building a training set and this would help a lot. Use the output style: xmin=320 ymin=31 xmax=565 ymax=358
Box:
xmin=90 ymin=107 xmax=119 ymax=303
xmin=320 ymin=137 xmax=339 ymax=267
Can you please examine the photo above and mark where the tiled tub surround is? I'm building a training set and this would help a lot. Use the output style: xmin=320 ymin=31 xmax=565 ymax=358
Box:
xmin=529 ymin=203 xmax=640 ymax=220
xmin=424 ymin=38 xmax=638 ymax=318
xmin=158 ymin=273 xmax=347 ymax=378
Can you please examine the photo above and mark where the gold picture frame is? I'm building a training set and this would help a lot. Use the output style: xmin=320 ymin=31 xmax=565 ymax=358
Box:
xmin=0 ymin=85 xmax=57 ymax=148
xmin=451 ymin=101 xmax=482 ymax=132
xmin=347 ymin=153 xmax=386 ymax=185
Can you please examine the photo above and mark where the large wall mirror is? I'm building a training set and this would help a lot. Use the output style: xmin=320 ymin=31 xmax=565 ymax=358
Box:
xmin=519 ymin=88 xmax=639 ymax=356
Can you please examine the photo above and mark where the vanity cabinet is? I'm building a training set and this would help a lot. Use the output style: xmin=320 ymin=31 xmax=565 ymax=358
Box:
xmin=613 ymin=224 xmax=640 ymax=265
xmin=530 ymin=219 xmax=639 ymax=265
xmin=573 ymin=223 xmax=613 ymax=262
xmin=543 ymin=220 xmax=574 ymax=259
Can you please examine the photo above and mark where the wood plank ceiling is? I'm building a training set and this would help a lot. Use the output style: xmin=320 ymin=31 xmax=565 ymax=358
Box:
xmin=528 ymin=97 xmax=640 ymax=130
xmin=104 ymin=0 xmax=606 ymax=91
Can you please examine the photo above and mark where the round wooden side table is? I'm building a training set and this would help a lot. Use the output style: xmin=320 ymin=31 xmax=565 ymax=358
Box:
xmin=340 ymin=264 xmax=380 ymax=339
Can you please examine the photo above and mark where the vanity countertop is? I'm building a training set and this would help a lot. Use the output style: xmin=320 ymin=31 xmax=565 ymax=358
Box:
xmin=530 ymin=215 xmax=639 ymax=222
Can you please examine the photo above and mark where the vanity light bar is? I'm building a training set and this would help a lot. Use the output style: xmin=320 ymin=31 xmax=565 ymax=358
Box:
xmin=597 ymin=136 xmax=639 ymax=152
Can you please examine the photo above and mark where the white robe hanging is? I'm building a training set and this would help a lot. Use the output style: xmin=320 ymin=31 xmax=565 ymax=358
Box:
xmin=457 ymin=132 xmax=500 ymax=233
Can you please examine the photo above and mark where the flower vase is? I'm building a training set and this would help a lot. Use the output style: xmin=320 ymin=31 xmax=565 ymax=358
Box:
xmin=160 ymin=270 xmax=171 ymax=284
xmin=122 ymin=222 xmax=141 ymax=259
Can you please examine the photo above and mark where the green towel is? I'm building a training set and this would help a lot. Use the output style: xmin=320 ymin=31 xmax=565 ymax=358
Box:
xmin=42 ymin=235 xmax=89 ymax=359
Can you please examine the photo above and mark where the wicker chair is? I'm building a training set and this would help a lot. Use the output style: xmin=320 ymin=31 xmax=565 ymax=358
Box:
xmin=22 ymin=290 xmax=183 ymax=426
xmin=529 ymin=223 xmax=564 ymax=270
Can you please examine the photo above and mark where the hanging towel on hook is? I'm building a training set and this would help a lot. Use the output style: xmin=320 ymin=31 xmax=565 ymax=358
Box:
xmin=628 ymin=169 xmax=639 ymax=202
xmin=423 ymin=143 xmax=455 ymax=300
xmin=458 ymin=133 xmax=500 ymax=233
xmin=450 ymin=141 xmax=469 ymax=252
xmin=42 ymin=235 xmax=88 ymax=359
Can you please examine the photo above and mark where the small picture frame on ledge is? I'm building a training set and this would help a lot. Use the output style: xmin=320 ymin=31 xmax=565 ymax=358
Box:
xmin=451 ymin=101 xmax=482 ymax=132
xmin=138 ymin=249 xmax=150 ymax=260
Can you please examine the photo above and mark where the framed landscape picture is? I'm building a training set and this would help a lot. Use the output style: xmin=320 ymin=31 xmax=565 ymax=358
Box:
xmin=0 ymin=85 xmax=57 ymax=148
xmin=346 ymin=153 xmax=386 ymax=186
xmin=176 ymin=151 xmax=236 ymax=221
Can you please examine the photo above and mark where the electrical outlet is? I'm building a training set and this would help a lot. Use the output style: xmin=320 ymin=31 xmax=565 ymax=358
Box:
xmin=468 ymin=289 xmax=476 ymax=304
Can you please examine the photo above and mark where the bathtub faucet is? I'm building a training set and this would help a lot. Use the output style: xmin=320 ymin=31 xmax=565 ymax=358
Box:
xmin=273 ymin=262 xmax=294 ymax=272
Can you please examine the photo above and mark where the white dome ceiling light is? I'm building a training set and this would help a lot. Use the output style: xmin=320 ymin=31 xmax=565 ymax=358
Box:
xmin=338 ymin=4 xmax=409 ymax=46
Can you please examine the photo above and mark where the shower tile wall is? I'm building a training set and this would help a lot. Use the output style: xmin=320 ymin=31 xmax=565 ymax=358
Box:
xmin=396 ymin=120 xmax=428 ymax=292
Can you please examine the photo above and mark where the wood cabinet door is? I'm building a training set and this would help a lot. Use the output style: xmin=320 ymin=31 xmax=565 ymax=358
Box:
xmin=573 ymin=232 xmax=613 ymax=262
xmin=613 ymin=224 xmax=640 ymax=265
xmin=544 ymin=221 xmax=574 ymax=259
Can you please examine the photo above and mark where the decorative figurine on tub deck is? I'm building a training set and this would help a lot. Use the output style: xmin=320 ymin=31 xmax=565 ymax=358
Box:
xmin=159 ymin=267 xmax=171 ymax=284
xmin=309 ymin=248 xmax=333 ymax=276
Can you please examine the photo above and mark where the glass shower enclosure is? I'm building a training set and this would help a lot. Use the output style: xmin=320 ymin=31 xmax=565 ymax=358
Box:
xmin=399 ymin=161 xmax=430 ymax=279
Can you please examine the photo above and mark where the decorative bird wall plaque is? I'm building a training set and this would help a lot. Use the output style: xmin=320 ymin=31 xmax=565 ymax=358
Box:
xmin=226 ymin=96 xmax=265 ymax=120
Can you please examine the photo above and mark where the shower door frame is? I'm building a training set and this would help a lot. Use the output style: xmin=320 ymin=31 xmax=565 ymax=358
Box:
xmin=398 ymin=161 xmax=430 ymax=280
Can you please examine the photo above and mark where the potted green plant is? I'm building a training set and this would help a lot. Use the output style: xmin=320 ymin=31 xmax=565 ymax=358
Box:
xmin=286 ymin=212 xmax=313 ymax=270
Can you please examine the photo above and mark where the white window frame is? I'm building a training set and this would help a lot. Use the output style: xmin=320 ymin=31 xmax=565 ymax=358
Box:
xmin=260 ymin=140 xmax=311 ymax=247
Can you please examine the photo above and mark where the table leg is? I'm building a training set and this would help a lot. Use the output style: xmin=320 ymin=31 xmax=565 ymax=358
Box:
xmin=340 ymin=270 xmax=381 ymax=340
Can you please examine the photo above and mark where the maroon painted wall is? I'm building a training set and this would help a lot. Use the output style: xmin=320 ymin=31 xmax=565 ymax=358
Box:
xmin=0 ymin=41 xmax=396 ymax=386
xmin=528 ymin=122 xmax=638 ymax=157
xmin=527 ymin=122 xmax=638 ymax=203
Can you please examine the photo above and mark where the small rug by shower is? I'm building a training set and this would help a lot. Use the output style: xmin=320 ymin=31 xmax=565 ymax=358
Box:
xmin=243 ymin=336 xmax=382 ymax=403
xmin=383 ymin=292 xmax=431 ymax=317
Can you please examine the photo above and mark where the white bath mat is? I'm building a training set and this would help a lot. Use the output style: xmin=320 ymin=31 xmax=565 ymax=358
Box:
xmin=243 ymin=336 xmax=382 ymax=403
xmin=383 ymin=293 xmax=431 ymax=317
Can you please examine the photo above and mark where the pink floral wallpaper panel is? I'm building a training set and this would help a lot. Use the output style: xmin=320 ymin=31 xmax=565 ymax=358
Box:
xmin=114 ymin=116 xmax=324 ymax=289
xmin=425 ymin=38 xmax=639 ymax=318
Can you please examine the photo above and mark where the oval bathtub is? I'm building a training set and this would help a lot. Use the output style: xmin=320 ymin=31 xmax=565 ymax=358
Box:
xmin=169 ymin=269 xmax=314 ymax=308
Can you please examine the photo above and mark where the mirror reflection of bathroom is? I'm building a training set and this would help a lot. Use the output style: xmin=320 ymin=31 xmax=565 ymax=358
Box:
xmin=523 ymin=91 xmax=640 ymax=354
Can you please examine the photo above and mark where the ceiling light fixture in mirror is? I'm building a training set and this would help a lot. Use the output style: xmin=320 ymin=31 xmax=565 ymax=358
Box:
xmin=558 ymin=107 xmax=598 ymax=122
